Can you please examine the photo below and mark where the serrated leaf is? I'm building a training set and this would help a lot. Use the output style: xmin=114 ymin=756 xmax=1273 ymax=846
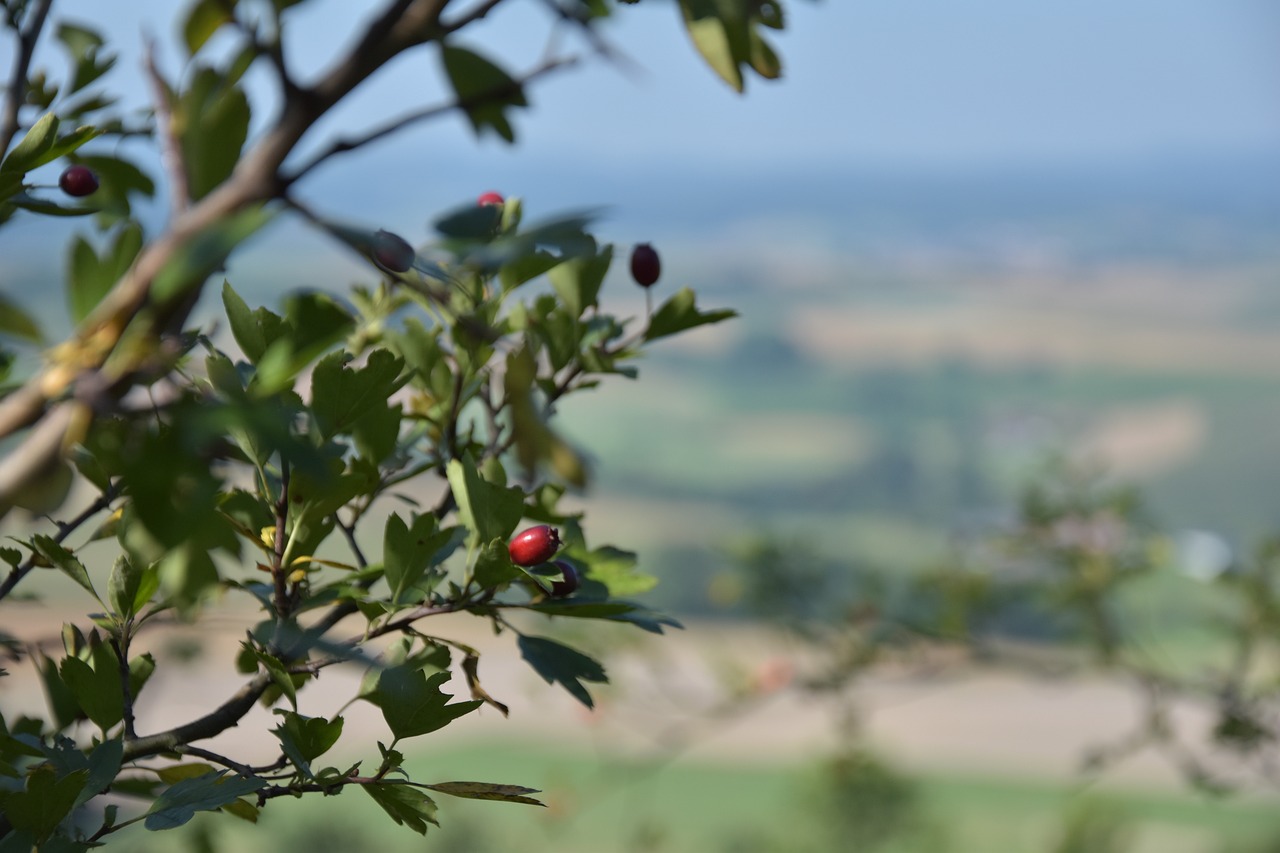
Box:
xmin=440 ymin=45 xmax=527 ymax=142
xmin=144 ymin=770 xmax=265 ymax=830
xmin=59 ymin=647 xmax=122 ymax=732
xmin=383 ymin=513 xmax=458 ymax=605
xmin=252 ymin=648 xmax=297 ymax=709
xmin=644 ymin=287 xmax=737 ymax=342
xmin=30 ymin=536 xmax=96 ymax=599
xmin=367 ymin=666 xmax=481 ymax=739
xmin=363 ymin=782 xmax=437 ymax=835
xmin=517 ymin=634 xmax=607 ymax=709
xmin=272 ymin=710 xmax=342 ymax=779
xmin=310 ymin=348 xmax=406 ymax=440
xmin=2 ymin=764 xmax=86 ymax=840
xmin=473 ymin=538 xmax=520 ymax=589
xmin=445 ymin=458 xmax=525 ymax=547
xmin=424 ymin=781 xmax=544 ymax=806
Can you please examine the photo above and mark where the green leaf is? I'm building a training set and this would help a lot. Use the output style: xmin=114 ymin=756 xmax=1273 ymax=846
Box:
xmin=222 ymin=280 xmax=265 ymax=362
xmin=59 ymin=642 xmax=123 ymax=731
xmin=30 ymin=535 xmax=96 ymax=599
xmin=0 ymin=113 xmax=58 ymax=176
xmin=383 ymin=513 xmax=459 ymax=604
xmin=37 ymin=652 xmax=82 ymax=730
xmin=254 ymin=290 xmax=355 ymax=393
xmin=644 ymin=287 xmax=737 ymax=342
xmin=434 ymin=203 xmax=502 ymax=239
xmin=424 ymin=781 xmax=544 ymax=806
xmin=0 ymin=294 xmax=43 ymax=342
xmin=2 ymin=764 xmax=86 ymax=841
xmin=547 ymin=244 xmax=611 ymax=318
xmin=7 ymin=192 xmax=97 ymax=217
xmin=517 ymin=634 xmax=607 ymax=709
xmin=473 ymin=538 xmax=520 ymax=589
xmin=310 ymin=348 xmax=406 ymax=440
xmin=526 ymin=599 xmax=683 ymax=634
xmin=184 ymin=0 xmax=238 ymax=55
xmin=252 ymin=647 xmax=298 ymax=710
xmin=145 ymin=770 xmax=266 ymax=830
xmin=445 ymin=458 xmax=525 ymax=547
xmin=76 ymin=738 xmax=123 ymax=809
xmin=499 ymin=250 xmax=560 ymax=292
xmin=67 ymin=221 xmax=143 ymax=322
xmin=271 ymin=710 xmax=342 ymax=779
xmin=363 ymin=782 xmax=437 ymax=835
xmin=107 ymin=554 xmax=156 ymax=619
xmin=56 ymin=23 xmax=114 ymax=95
xmin=177 ymin=67 xmax=251 ymax=199
xmin=440 ymin=45 xmax=528 ymax=142
xmin=368 ymin=666 xmax=481 ymax=739
xmin=676 ymin=0 xmax=785 ymax=90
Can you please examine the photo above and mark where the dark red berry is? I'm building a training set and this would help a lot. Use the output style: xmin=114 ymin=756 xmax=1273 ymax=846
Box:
xmin=508 ymin=525 xmax=561 ymax=567
xmin=58 ymin=165 xmax=98 ymax=197
xmin=629 ymin=243 xmax=660 ymax=288
xmin=549 ymin=560 xmax=580 ymax=598
xmin=372 ymin=229 xmax=414 ymax=273
xmin=477 ymin=191 xmax=504 ymax=207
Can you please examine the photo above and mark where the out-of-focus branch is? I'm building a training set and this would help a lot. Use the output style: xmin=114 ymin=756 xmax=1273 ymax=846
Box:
xmin=0 ymin=0 xmax=55 ymax=156
xmin=0 ymin=0 xmax=454 ymax=512
xmin=142 ymin=39 xmax=189 ymax=216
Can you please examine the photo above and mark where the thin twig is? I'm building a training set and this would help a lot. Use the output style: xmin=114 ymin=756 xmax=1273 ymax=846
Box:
xmin=109 ymin=634 xmax=138 ymax=738
xmin=284 ymin=55 xmax=577 ymax=184
xmin=271 ymin=459 xmax=291 ymax=617
xmin=0 ymin=480 xmax=118 ymax=603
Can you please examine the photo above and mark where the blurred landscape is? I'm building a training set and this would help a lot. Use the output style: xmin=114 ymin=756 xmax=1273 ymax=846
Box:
xmin=9 ymin=149 xmax=1280 ymax=849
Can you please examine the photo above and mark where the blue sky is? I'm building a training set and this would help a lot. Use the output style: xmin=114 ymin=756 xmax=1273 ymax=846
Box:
xmin=7 ymin=0 xmax=1279 ymax=284
xmin=39 ymin=0 xmax=1280 ymax=170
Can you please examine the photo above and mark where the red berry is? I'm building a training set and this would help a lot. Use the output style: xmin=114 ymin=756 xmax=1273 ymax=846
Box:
xmin=549 ymin=560 xmax=580 ymax=598
xmin=508 ymin=525 xmax=561 ymax=567
xmin=372 ymin=229 xmax=414 ymax=273
xmin=58 ymin=165 xmax=98 ymax=197
xmin=477 ymin=191 xmax=504 ymax=207
xmin=629 ymin=243 xmax=660 ymax=288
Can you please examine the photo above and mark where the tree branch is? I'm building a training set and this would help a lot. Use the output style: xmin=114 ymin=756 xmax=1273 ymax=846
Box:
xmin=0 ymin=0 xmax=454 ymax=512
xmin=121 ymin=672 xmax=273 ymax=762
xmin=0 ymin=0 xmax=54 ymax=157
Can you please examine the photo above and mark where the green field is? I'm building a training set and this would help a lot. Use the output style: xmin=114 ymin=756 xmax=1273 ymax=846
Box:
xmin=108 ymin=740 xmax=1280 ymax=853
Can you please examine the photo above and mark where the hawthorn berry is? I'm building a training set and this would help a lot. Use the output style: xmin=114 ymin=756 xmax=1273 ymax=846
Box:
xmin=477 ymin=190 xmax=504 ymax=207
xmin=509 ymin=525 xmax=561 ymax=567
xmin=58 ymin=165 xmax=99 ymax=197
xmin=629 ymin=243 xmax=660 ymax=288
xmin=549 ymin=560 xmax=580 ymax=598
xmin=372 ymin=229 xmax=414 ymax=273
